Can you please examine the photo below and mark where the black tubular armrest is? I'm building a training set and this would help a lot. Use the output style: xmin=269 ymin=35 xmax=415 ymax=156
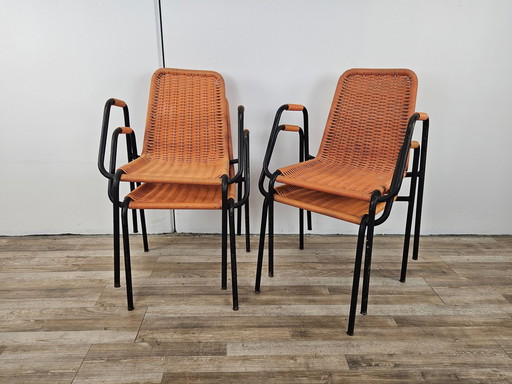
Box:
xmin=375 ymin=113 xmax=429 ymax=224
xmin=258 ymin=104 xmax=310 ymax=197
xmin=233 ymin=129 xmax=250 ymax=208
xmin=386 ymin=112 xmax=430 ymax=201
xmin=378 ymin=113 xmax=419 ymax=203
xmin=98 ymin=98 xmax=133 ymax=180
xmin=228 ymin=105 xmax=246 ymax=184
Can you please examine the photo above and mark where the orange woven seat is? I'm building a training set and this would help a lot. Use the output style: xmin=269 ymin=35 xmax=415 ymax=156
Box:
xmin=256 ymin=68 xmax=430 ymax=336
xmin=127 ymin=182 xmax=236 ymax=210
xmin=274 ymin=185 xmax=386 ymax=224
xmin=277 ymin=159 xmax=394 ymax=201
xmin=120 ymin=158 xmax=229 ymax=185
xmin=98 ymin=67 xmax=250 ymax=313
xmin=276 ymin=69 xmax=416 ymax=201
xmin=119 ymin=68 xmax=232 ymax=185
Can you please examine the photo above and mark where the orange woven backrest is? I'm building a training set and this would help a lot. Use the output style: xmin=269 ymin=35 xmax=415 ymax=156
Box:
xmin=142 ymin=68 xmax=232 ymax=163
xmin=318 ymin=69 xmax=418 ymax=173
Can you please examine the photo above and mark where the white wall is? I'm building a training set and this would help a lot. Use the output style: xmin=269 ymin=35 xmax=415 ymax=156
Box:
xmin=1 ymin=0 xmax=511 ymax=235
xmin=0 ymin=0 xmax=173 ymax=235
xmin=164 ymin=0 xmax=512 ymax=235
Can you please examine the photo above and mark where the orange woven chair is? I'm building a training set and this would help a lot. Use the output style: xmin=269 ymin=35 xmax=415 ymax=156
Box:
xmin=98 ymin=68 xmax=250 ymax=310
xmin=255 ymin=69 xmax=429 ymax=335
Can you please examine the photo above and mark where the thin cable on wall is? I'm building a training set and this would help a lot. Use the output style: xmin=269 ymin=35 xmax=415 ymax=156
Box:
xmin=158 ymin=0 xmax=175 ymax=231
xmin=158 ymin=0 xmax=166 ymax=68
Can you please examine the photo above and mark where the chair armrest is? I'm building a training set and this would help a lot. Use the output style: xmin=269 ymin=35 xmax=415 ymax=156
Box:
xmin=233 ymin=129 xmax=250 ymax=208
xmin=229 ymin=105 xmax=247 ymax=182
xmin=384 ymin=112 xmax=428 ymax=202
xmin=108 ymin=127 xmax=139 ymax=176
xmin=287 ymin=104 xmax=305 ymax=111
xmin=98 ymin=98 xmax=135 ymax=180
xmin=258 ymin=104 xmax=310 ymax=197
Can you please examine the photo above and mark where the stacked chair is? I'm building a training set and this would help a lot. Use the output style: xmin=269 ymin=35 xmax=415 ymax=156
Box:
xmin=255 ymin=69 xmax=429 ymax=335
xmin=98 ymin=68 xmax=250 ymax=311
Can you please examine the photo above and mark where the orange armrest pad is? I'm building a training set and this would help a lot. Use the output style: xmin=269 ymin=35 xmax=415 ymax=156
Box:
xmin=282 ymin=125 xmax=301 ymax=132
xmin=113 ymin=98 xmax=127 ymax=108
xmin=119 ymin=127 xmax=133 ymax=134
xmin=411 ymin=141 xmax=420 ymax=149
xmin=287 ymin=104 xmax=304 ymax=111
xmin=417 ymin=112 xmax=429 ymax=121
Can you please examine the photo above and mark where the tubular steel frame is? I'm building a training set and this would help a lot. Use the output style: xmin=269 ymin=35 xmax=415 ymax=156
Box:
xmin=255 ymin=103 xmax=429 ymax=335
xmin=98 ymin=97 xmax=250 ymax=311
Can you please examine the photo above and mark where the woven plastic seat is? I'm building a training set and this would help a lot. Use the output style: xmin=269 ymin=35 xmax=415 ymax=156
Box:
xmin=120 ymin=159 xmax=230 ymax=185
xmin=119 ymin=68 xmax=232 ymax=185
xmin=256 ymin=68 xmax=430 ymax=335
xmin=276 ymin=69 xmax=416 ymax=201
xmin=274 ymin=185 xmax=386 ymax=224
xmin=98 ymin=68 xmax=250 ymax=312
xmin=126 ymin=182 xmax=236 ymax=210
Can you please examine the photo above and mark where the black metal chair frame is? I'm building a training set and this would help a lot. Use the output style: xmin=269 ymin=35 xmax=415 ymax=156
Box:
xmin=256 ymin=104 xmax=429 ymax=335
xmin=120 ymin=122 xmax=249 ymax=311
xmin=98 ymin=100 xmax=250 ymax=310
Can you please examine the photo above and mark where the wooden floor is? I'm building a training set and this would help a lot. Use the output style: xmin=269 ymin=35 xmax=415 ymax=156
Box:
xmin=0 ymin=234 xmax=511 ymax=383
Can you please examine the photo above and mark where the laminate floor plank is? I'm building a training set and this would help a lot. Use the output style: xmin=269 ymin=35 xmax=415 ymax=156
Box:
xmin=0 ymin=234 xmax=511 ymax=383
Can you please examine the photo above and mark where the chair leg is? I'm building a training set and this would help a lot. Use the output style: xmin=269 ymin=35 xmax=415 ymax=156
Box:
xmin=400 ymin=147 xmax=420 ymax=282
xmin=413 ymin=143 xmax=427 ymax=261
xmin=307 ymin=211 xmax=312 ymax=231
xmin=299 ymin=209 xmax=304 ymax=250
xmin=360 ymin=218 xmax=375 ymax=315
xmin=268 ymin=193 xmax=275 ymax=278
xmin=413 ymin=182 xmax=424 ymax=261
xmin=244 ymin=199 xmax=251 ymax=252
xmin=130 ymin=182 xmax=138 ymax=233
xmin=113 ymin=201 xmax=121 ymax=288
xmin=121 ymin=198 xmax=134 ymax=311
xmin=255 ymin=197 xmax=269 ymax=293
xmin=221 ymin=178 xmax=230 ymax=290
xmin=229 ymin=204 xmax=239 ymax=310
xmin=139 ymin=209 xmax=149 ymax=252
xmin=400 ymin=203 xmax=415 ymax=283
xmin=112 ymin=178 xmax=121 ymax=288
xmin=347 ymin=218 xmax=367 ymax=336
xmin=237 ymin=181 xmax=243 ymax=236
xmin=221 ymin=201 xmax=228 ymax=290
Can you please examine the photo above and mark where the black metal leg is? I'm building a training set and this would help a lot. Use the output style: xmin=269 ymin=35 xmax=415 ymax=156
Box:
xmin=129 ymin=182 xmax=138 ymax=233
xmin=229 ymin=204 xmax=239 ymax=311
xmin=299 ymin=209 xmax=304 ymax=250
xmin=268 ymin=193 xmax=275 ymax=278
xmin=400 ymin=147 xmax=420 ymax=282
xmin=347 ymin=218 xmax=367 ymax=336
xmin=112 ymin=178 xmax=121 ymax=288
xmin=255 ymin=198 xmax=268 ymax=293
xmin=413 ymin=171 xmax=425 ymax=261
xmin=237 ymin=181 xmax=243 ymax=236
xmin=121 ymin=199 xmax=134 ymax=311
xmin=244 ymin=199 xmax=251 ymax=252
xmin=221 ymin=202 xmax=228 ymax=290
xmin=307 ymin=211 xmax=312 ymax=231
xmin=140 ymin=209 xmax=149 ymax=252
xmin=413 ymin=125 xmax=429 ymax=260
xmin=360 ymin=218 xmax=375 ymax=315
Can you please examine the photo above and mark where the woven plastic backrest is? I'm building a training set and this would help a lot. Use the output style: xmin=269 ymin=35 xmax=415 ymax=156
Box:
xmin=317 ymin=69 xmax=418 ymax=173
xmin=141 ymin=68 xmax=232 ymax=163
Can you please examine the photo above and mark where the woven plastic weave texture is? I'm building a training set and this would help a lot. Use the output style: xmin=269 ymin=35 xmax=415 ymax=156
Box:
xmin=274 ymin=185 xmax=386 ymax=224
xmin=127 ymin=182 xmax=236 ymax=210
xmin=120 ymin=68 xmax=232 ymax=184
xmin=277 ymin=69 xmax=417 ymax=201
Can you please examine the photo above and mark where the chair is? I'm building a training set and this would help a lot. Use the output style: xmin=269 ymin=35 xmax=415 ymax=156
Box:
xmin=98 ymin=68 xmax=250 ymax=310
xmin=255 ymin=68 xmax=429 ymax=335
